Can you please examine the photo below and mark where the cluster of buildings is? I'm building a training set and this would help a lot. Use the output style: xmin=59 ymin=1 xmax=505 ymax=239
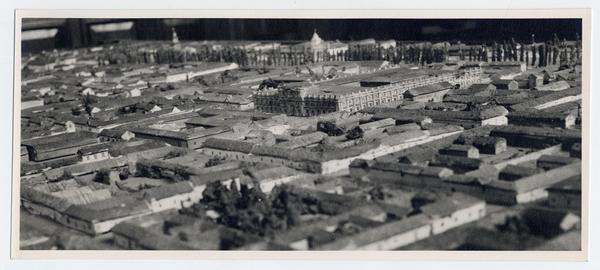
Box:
xmin=18 ymin=33 xmax=583 ymax=251
xmin=88 ymin=29 xmax=582 ymax=70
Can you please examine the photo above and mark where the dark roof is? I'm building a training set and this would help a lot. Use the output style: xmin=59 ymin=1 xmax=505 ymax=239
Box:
xmin=404 ymin=82 xmax=453 ymax=97
xmin=472 ymin=136 xmax=506 ymax=147
xmin=129 ymin=127 xmax=188 ymax=140
xmin=130 ymin=125 xmax=231 ymax=141
xmin=470 ymin=83 xmax=497 ymax=91
xmin=22 ymin=131 xmax=98 ymax=152
xmin=492 ymin=79 xmax=517 ymax=86
xmin=510 ymin=87 xmax=581 ymax=111
xmin=548 ymin=177 xmax=581 ymax=193
xmin=111 ymin=222 xmax=149 ymax=240
xmin=77 ymin=143 xmax=111 ymax=155
xmin=491 ymin=125 xmax=581 ymax=142
xmin=203 ymin=138 xmax=255 ymax=153
xmin=522 ymin=207 xmax=579 ymax=237
xmin=251 ymin=145 xmax=291 ymax=159
xmin=21 ymin=186 xmax=73 ymax=212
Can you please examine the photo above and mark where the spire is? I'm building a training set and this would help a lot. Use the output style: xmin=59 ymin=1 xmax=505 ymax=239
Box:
xmin=311 ymin=29 xmax=323 ymax=46
xmin=171 ymin=27 xmax=179 ymax=45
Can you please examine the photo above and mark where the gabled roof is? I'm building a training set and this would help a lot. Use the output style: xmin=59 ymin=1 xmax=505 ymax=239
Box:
xmin=21 ymin=186 xmax=73 ymax=212
xmin=138 ymin=182 xmax=194 ymax=201
xmin=22 ymin=131 xmax=98 ymax=152
xmin=420 ymin=193 xmax=483 ymax=218
xmin=63 ymin=195 xmax=151 ymax=223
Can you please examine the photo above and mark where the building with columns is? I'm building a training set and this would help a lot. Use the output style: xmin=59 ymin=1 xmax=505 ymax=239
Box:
xmin=254 ymin=66 xmax=483 ymax=116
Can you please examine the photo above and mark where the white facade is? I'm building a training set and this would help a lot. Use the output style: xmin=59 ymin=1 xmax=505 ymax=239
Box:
xmin=80 ymin=151 xmax=110 ymax=163
xmin=147 ymin=186 xmax=205 ymax=212
xmin=429 ymin=201 xmax=486 ymax=235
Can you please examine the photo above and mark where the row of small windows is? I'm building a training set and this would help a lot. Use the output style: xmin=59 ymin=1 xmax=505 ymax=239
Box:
xmin=83 ymin=152 xmax=107 ymax=160
xmin=341 ymin=94 xmax=401 ymax=106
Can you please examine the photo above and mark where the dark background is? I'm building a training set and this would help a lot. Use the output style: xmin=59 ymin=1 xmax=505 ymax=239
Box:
xmin=21 ymin=18 xmax=582 ymax=53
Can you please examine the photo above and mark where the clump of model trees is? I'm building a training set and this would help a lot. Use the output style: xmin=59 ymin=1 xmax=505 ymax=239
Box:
xmin=181 ymin=181 xmax=346 ymax=236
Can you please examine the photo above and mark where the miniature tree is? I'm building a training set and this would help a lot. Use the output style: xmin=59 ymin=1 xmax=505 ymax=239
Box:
xmin=118 ymin=167 xmax=130 ymax=180
xmin=94 ymin=168 xmax=112 ymax=184
xmin=345 ymin=126 xmax=364 ymax=140
xmin=410 ymin=190 xmax=437 ymax=210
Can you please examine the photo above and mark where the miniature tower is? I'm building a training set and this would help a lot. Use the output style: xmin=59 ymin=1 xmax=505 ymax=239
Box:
xmin=171 ymin=27 xmax=180 ymax=45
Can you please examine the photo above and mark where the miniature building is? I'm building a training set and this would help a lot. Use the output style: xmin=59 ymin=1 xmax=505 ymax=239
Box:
xmin=522 ymin=207 xmax=580 ymax=238
xmin=570 ymin=143 xmax=581 ymax=158
xmin=21 ymin=131 xmax=99 ymax=161
xmin=452 ymin=83 xmax=497 ymax=97
xmin=492 ymin=79 xmax=519 ymax=90
xmin=194 ymin=93 xmax=254 ymax=111
xmin=371 ymin=105 xmax=508 ymax=129
xmin=471 ymin=136 xmax=507 ymax=155
xmin=130 ymin=126 xmax=231 ymax=149
xmin=98 ymin=128 xmax=135 ymax=142
xmin=403 ymin=82 xmax=454 ymax=103
xmin=254 ymin=67 xmax=483 ymax=116
xmin=420 ymin=193 xmax=487 ymax=235
xmin=499 ymin=165 xmax=543 ymax=181
xmin=77 ymin=144 xmax=111 ymax=163
xmin=528 ymin=74 xmax=544 ymax=89
xmin=547 ymin=177 xmax=581 ymax=210
xmin=438 ymin=144 xmax=480 ymax=158
xmin=507 ymin=110 xmax=577 ymax=129
xmin=490 ymin=125 xmax=581 ymax=149
xmin=535 ymin=80 xmax=571 ymax=91
xmin=537 ymin=155 xmax=578 ymax=170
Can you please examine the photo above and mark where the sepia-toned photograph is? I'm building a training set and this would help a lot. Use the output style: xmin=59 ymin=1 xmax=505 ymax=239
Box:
xmin=13 ymin=10 xmax=588 ymax=258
